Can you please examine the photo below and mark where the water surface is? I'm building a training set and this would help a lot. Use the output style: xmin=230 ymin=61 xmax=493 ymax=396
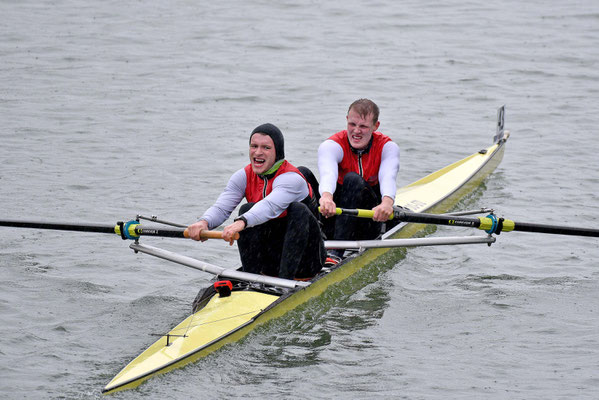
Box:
xmin=1 ymin=1 xmax=598 ymax=399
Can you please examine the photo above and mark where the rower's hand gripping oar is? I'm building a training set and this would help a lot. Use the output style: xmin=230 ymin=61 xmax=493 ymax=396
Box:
xmin=331 ymin=208 xmax=599 ymax=238
xmin=0 ymin=218 xmax=239 ymax=242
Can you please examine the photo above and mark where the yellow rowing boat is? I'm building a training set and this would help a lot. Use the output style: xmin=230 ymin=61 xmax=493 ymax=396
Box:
xmin=102 ymin=108 xmax=509 ymax=394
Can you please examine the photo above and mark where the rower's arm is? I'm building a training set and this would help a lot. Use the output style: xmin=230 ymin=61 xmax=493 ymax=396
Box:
xmin=198 ymin=169 xmax=246 ymax=229
xmin=317 ymin=140 xmax=343 ymax=196
xmin=378 ymin=141 xmax=400 ymax=201
xmin=242 ymin=172 xmax=308 ymax=227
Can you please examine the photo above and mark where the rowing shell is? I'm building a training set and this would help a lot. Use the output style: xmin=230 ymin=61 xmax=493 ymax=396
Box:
xmin=103 ymin=113 xmax=509 ymax=394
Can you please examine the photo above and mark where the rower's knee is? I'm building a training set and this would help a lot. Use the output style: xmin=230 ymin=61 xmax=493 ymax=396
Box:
xmin=337 ymin=172 xmax=369 ymax=207
xmin=286 ymin=202 xmax=317 ymax=227
xmin=341 ymin=172 xmax=366 ymax=190
xmin=286 ymin=201 xmax=309 ymax=215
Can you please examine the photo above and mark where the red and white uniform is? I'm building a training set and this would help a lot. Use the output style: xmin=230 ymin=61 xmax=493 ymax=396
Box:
xmin=244 ymin=161 xmax=312 ymax=205
xmin=318 ymin=130 xmax=400 ymax=199
xmin=199 ymin=161 xmax=311 ymax=228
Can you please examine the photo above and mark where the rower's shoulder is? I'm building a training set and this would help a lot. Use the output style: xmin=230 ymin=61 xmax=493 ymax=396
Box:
xmin=383 ymin=140 xmax=400 ymax=150
xmin=318 ymin=138 xmax=343 ymax=151
xmin=274 ymin=170 xmax=306 ymax=184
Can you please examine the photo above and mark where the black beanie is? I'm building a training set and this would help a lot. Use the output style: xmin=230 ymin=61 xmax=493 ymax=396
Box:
xmin=250 ymin=123 xmax=285 ymax=161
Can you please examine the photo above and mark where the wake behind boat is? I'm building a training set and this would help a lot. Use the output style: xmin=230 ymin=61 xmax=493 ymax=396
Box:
xmin=101 ymin=108 xmax=509 ymax=394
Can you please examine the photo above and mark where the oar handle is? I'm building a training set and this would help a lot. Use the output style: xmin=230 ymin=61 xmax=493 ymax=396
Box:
xmin=183 ymin=229 xmax=240 ymax=241
xmin=329 ymin=208 xmax=394 ymax=220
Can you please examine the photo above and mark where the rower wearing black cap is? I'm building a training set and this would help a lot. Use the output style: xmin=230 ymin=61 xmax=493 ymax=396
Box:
xmin=187 ymin=123 xmax=324 ymax=280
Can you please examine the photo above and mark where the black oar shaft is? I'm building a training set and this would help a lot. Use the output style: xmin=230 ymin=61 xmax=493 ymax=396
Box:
xmin=394 ymin=211 xmax=482 ymax=229
xmin=0 ymin=219 xmax=187 ymax=239
xmin=0 ymin=218 xmax=240 ymax=240
xmin=128 ymin=226 xmax=187 ymax=238
xmin=333 ymin=209 xmax=599 ymax=238
xmin=511 ymin=221 xmax=599 ymax=237
xmin=394 ymin=210 xmax=599 ymax=237
xmin=0 ymin=219 xmax=116 ymax=234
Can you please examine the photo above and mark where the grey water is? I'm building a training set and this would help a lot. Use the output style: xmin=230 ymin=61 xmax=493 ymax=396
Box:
xmin=1 ymin=1 xmax=599 ymax=399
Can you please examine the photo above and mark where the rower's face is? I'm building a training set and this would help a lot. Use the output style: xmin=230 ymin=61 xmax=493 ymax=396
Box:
xmin=249 ymin=133 xmax=276 ymax=174
xmin=346 ymin=109 xmax=380 ymax=150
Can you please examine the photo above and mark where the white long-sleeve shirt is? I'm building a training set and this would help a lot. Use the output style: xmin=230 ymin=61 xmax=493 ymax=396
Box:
xmin=317 ymin=140 xmax=400 ymax=199
xmin=199 ymin=168 xmax=309 ymax=229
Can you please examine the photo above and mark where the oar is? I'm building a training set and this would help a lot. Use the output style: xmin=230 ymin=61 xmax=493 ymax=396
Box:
xmin=0 ymin=218 xmax=238 ymax=241
xmin=331 ymin=208 xmax=599 ymax=237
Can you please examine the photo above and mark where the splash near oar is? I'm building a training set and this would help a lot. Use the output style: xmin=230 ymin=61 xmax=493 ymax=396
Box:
xmin=330 ymin=208 xmax=599 ymax=238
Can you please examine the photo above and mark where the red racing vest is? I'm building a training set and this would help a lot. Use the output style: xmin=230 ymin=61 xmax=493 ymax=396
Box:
xmin=244 ymin=160 xmax=313 ymax=218
xmin=329 ymin=130 xmax=392 ymax=187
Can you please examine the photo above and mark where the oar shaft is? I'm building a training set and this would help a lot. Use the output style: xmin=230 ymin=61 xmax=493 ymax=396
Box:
xmin=0 ymin=219 xmax=116 ymax=234
xmin=394 ymin=210 xmax=599 ymax=237
xmin=394 ymin=211 xmax=482 ymax=228
xmin=331 ymin=208 xmax=599 ymax=238
xmin=334 ymin=208 xmax=484 ymax=227
xmin=0 ymin=219 xmax=237 ymax=241
xmin=511 ymin=221 xmax=599 ymax=237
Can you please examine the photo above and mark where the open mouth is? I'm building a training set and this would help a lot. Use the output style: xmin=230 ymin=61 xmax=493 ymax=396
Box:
xmin=253 ymin=158 xmax=265 ymax=167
